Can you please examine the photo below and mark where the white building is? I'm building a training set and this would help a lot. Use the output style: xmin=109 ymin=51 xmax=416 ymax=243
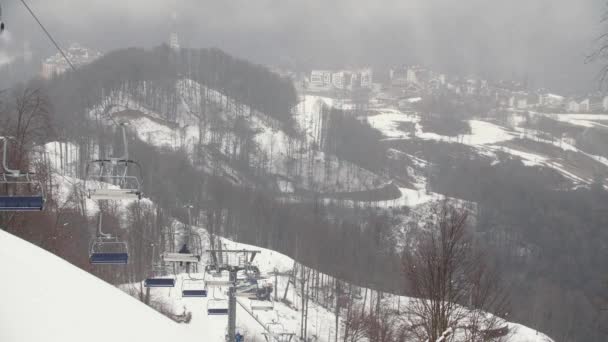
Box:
xmin=579 ymin=99 xmax=590 ymax=112
xmin=406 ymin=68 xmax=418 ymax=84
xmin=310 ymin=70 xmax=332 ymax=88
xmin=169 ymin=33 xmax=180 ymax=51
xmin=509 ymin=93 xmax=528 ymax=109
xmin=332 ymin=72 xmax=346 ymax=89
xmin=360 ymin=69 xmax=373 ymax=88
xmin=567 ymin=100 xmax=580 ymax=112
xmin=439 ymin=74 xmax=446 ymax=85
xmin=539 ymin=93 xmax=565 ymax=109
xmin=40 ymin=43 xmax=102 ymax=79
xmin=350 ymin=73 xmax=360 ymax=89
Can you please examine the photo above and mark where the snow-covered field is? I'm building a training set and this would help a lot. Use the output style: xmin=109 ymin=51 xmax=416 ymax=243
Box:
xmin=90 ymin=83 xmax=388 ymax=194
xmin=536 ymin=112 xmax=608 ymax=128
xmin=0 ymin=229 xmax=198 ymax=342
xmin=0 ymin=222 xmax=554 ymax=342
xmin=366 ymin=107 xmax=608 ymax=186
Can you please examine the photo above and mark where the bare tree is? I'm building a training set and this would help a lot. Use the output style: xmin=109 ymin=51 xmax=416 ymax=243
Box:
xmin=589 ymin=3 xmax=608 ymax=86
xmin=402 ymin=202 xmax=509 ymax=342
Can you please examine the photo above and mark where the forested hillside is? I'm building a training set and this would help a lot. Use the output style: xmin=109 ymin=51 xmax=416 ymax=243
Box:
xmin=2 ymin=44 xmax=604 ymax=342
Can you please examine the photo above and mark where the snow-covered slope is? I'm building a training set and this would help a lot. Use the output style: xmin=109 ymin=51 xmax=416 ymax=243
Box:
xmin=127 ymin=219 xmax=553 ymax=342
xmin=367 ymin=106 xmax=608 ymax=187
xmin=91 ymin=80 xmax=390 ymax=195
xmin=0 ymin=229 xmax=197 ymax=342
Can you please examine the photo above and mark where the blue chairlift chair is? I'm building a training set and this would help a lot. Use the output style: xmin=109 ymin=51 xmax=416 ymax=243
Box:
xmin=144 ymin=263 xmax=176 ymax=287
xmin=182 ymin=277 xmax=208 ymax=297
xmin=0 ymin=137 xmax=44 ymax=211
xmin=89 ymin=213 xmax=129 ymax=265
xmin=207 ymin=298 xmax=229 ymax=315
xmin=84 ymin=123 xmax=143 ymax=200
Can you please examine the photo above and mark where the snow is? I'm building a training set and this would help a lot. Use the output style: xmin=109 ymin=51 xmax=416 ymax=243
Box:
xmin=367 ymin=110 xmax=418 ymax=139
xmin=537 ymin=113 xmax=608 ymax=129
xmin=367 ymin=106 xmax=608 ymax=186
xmin=507 ymin=323 xmax=553 ymax=342
xmin=367 ymin=108 xmax=515 ymax=146
xmin=375 ymin=187 xmax=442 ymax=208
xmin=417 ymin=120 xmax=515 ymax=146
xmin=0 ymin=229 xmax=198 ymax=342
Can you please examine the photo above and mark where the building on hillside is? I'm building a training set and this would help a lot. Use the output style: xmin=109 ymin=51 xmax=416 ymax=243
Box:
xmin=508 ymin=92 xmax=529 ymax=109
xmin=389 ymin=68 xmax=408 ymax=86
xmin=465 ymin=79 xmax=477 ymax=95
xmin=350 ymin=72 xmax=360 ymax=89
xmin=40 ymin=43 xmax=102 ymax=79
xmin=539 ymin=93 xmax=565 ymax=109
xmin=527 ymin=93 xmax=540 ymax=108
xmin=169 ymin=10 xmax=180 ymax=51
xmin=332 ymin=71 xmax=347 ymax=89
xmin=579 ymin=98 xmax=590 ymax=112
xmin=360 ymin=69 xmax=373 ymax=88
xmin=169 ymin=33 xmax=180 ymax=51
xmin=310 ymin=70 xmax=332 ymax=88
xmin=589 ymin=96 xmax=604 ymax=112
xmin=567 ymin=99 xmax=580 ymax=112
xmin=406 ymin=68 xmax=418 ymax=84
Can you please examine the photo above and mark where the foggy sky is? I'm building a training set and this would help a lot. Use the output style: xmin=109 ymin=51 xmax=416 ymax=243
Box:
xmin=1 ymin=0 xmax=606 ymax=93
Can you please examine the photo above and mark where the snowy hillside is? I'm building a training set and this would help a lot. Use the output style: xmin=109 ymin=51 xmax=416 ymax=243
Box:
xmin=133 ymin=220 xmax=555 ymax=342
xmin=89 ymin=80 xmax=390 ymax=195
xmin=367 ymin=106 xmax=608 ymax=187
xmin=0 ymin=229 xmax=197 ymax=342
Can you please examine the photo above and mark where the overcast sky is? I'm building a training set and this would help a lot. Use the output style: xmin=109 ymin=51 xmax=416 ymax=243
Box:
xmin=1 ymin=0 xmax=606 ymax=93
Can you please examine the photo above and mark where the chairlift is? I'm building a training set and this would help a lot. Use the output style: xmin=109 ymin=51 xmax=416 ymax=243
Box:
xmin=263 ymin=322 xmax=295 ymax=342
xmin=144 ymin=261 xmax=176 ymax=288
xmin=145 ymin=277 xmax=175 ymax=287
xmin=0 ymin=137 xmax=45 ymax=211
xmin=236 ymin=278 xmax=273 ymax=302
xmin=250 ymin=299 xmax=274 ymax=311
xmin=207 ymin=289 xmax=229 ymax=315
xmin=207 ymin=299 xmax=229 ymax=315
xmin=204 ymin=269 xmax=232 ymax=287
xmin=84 ymin=123 xmax=143 ymax=200
xmin=162 ymin=227 xmax=202 ymax=264
xmin=181 ymin=277 xmax=208 ymax=297
xmin=162 ymin=252 xmax=200 ymax=263
xmin=89 ymin=213 xmax=128 ymax=265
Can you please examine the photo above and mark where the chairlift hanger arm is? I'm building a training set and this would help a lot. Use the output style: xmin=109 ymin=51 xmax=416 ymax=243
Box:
xmin=1 ymin=137 xmax=27 ymax=175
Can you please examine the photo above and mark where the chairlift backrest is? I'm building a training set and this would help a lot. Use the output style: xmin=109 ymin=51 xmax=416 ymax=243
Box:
xmin=0 ymin=196 xmax=44 ymax=211
xmin=89 ymin=213 xmax=129 ymax=265
xmin=181 ymin=277 xmax=207 ymax=297
xmin=207 ymin=298 xmax=229 ymax=315
xmin=0 ymin=138 xmax=45 ymax=211
xmin=144 ymin=277 xmax=176 ymax=288
xmin=84 ymin=159 xmax=143 ymax=200
xmin=84 ymin=124 xmax=143 ymax=200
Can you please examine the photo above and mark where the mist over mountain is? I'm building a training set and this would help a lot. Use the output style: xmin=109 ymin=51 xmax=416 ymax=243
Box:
xmin=1 ymin=0 xmax=604 ymax=93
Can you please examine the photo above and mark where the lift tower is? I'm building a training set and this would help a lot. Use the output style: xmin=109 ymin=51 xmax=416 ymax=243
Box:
xmin=205 ymin=249 xmax=262 ymax=342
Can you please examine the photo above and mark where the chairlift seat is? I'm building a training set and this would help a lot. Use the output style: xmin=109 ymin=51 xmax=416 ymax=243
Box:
xmin=182 ymin=289 xmax=208 ymax=297
xmin=205 ymin=279 xmax=232 ymax=287
xmin=182 ymin=278 xmax=207 ymax=297
xmin=250 ymin=300 xmax=274 ymax=311
xmin=144 ymin=278 xmax=176 ymax=288
xmin=0 ymin=196 xmax=44 ymax=211
xmin=88 ymin=189 xmax=141 ymax=200
xmin=89 ymin=252 xmax=129 ymax=265
xmin=162 ymin=252 xmax=200 ymax=263
xmin=207 ymin=300 xmax=229 ymax=315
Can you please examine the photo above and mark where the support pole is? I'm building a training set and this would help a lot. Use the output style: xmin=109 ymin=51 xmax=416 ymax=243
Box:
xmin=228 ymin=269 xmax=237 ymax=342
